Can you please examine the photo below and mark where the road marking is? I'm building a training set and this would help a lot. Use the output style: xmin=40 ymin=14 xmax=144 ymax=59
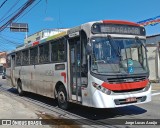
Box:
xmin=152 ymin=90 xmax=157 ymax=91
xmin=152 ymin=92 xmax=160 ymax=96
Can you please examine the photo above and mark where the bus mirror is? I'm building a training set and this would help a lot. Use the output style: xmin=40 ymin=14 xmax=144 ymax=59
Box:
xmin=86 ymin=43 xmax=92 ymax=55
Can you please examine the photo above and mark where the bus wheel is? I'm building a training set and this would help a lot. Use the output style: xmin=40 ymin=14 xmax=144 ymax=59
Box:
xmin=17 ymin=80 xmax=24 ymax=96
xmin=57 ymin=85 xmax=69 ymax=110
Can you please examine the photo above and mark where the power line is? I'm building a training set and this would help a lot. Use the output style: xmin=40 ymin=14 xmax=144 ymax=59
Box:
xmin=0 ymin=40 xmax=16 ymax=51
xmin=0 ymin=0 xmax=8 ymax=9
xmin=0 ymin=0 xmax=36 ymax=32
xmin=0 ymin=2 xmax=22 ymax=24
xmin=0 ymin=36 xmax=22 ymax=45
xmin=16 ymin=0 xmax=42 ymax=22
xmin=0 ymin=0 xmax=21 ymax=23
xmin=0 ymin=33 xmax=22 ymax=41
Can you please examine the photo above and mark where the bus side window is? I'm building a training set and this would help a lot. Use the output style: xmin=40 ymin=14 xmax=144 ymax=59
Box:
xmin=51 ymin=39 xmax=65 ymax=62
xmin=7 ymin=55 xmax=11 ymax=68
xmin=39 ymin=43 xmax=49 ymax=63
xmin=30 ymin=47 xmax=38 ymax=65
xmin=51 ymin=41 xmax=58 ymax=62
xmin=16 ymin=52 xmax=21 ymax=66
xmin=22 ymin=50 xmax=29 ymax=65
xmin=11 ymin=55 xmax=15 ymax=70
xmin=57 ymin=39 xmax=65 ymax=61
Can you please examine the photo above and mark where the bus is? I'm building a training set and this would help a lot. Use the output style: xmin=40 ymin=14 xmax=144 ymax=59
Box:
xmin=6 ymin=20 xmax=151 ymax=109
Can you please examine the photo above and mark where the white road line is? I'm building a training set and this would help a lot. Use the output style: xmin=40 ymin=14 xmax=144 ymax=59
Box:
xmin=152 ymin=92 xmax=160 ymax=96
xmin=152 ymin=90 xmax=157 ymax=91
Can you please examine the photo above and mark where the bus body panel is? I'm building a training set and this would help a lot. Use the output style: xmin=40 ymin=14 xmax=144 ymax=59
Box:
xmin=81 ymin=74 xmax=151 ymax=108
xmin=6 ymin=68 xmax=13 ymax=87
xmin=7 ymin=63 xmax=67 ymax=98
xmin=92 ymin=87 xmax=151 ymax=108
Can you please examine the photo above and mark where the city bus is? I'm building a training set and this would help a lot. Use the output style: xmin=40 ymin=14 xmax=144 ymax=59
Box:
xmin=6 ymin=20 xmax=151 ymax=109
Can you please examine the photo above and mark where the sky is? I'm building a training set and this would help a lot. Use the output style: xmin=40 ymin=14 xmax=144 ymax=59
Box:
xmin=0 ymin=0 xmax=160 ymax=51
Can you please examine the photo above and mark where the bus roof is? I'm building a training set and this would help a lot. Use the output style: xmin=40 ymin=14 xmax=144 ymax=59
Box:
xmin=10 ymin=19 xmax=142 ymax=53
xmin=102 ymin=20 xmax=141 ymax=27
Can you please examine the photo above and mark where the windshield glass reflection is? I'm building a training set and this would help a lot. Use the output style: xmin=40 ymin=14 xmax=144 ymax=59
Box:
xmin=91 ymin=37 xmax=148 ymax=75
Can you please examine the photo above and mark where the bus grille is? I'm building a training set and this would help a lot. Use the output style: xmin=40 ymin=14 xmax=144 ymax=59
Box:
xmin=107 ymin=77 xmax=147 ymax=94
xmin=112 ymin=88 xmax=144 ymax=93
xmin=107 ymin=77 xmax=146 ymax=84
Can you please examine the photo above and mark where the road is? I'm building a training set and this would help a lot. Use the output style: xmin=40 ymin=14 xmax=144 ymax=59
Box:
xmin=0 ymin=78 xmax=160 ymax=128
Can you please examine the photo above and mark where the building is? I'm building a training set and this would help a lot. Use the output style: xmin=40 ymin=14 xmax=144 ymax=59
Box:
xmin=24 ymin=29 xmax=68 ymax=44
xmin=0 ymin=52 xmax=6 ymax=64
xmin=0 ymin=52 xmax=6 ymax=74
xmin=146 ymin=34 xmax=160 ymax=82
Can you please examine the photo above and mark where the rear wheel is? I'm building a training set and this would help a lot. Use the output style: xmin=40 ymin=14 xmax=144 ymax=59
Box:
xmin=17 ymin=80 xmax=24 ymax=96
xmin=57 ymin=85 xmax=69 ymax=110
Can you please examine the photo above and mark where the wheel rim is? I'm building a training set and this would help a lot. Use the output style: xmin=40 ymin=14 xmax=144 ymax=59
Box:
xmin=58 ymin=91 xmax=66 ymax=103
xmin=17 ymin=82 xmax=22 ymax=94
xmin=18 ymin=85 xmax=21 ymax=93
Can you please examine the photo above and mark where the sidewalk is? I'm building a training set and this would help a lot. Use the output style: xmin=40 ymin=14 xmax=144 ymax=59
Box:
xmin=0 ymin=93 xmax=37 ymax=119
xmin=151 ymin=83 xmax=160 ymax=90
xmin=0 ymin=93 xmax=50 ymax=128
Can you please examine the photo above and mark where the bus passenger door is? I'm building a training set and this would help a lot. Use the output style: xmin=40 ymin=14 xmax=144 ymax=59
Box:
xmin=69 ymin=37 xmax=82 ymax=102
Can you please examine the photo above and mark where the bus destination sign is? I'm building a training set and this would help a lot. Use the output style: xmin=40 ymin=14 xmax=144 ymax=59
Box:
xmin=92 ymin=24 xmax=145 ymax=36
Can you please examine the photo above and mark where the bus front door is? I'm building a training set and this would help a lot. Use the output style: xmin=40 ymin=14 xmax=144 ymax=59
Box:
xmin=69 ymin=37 xmax=82 ymax=102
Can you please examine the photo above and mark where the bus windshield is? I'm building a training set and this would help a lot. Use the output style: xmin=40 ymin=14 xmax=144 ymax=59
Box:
xmin=91 ymin=37 xmax=148 ymax=75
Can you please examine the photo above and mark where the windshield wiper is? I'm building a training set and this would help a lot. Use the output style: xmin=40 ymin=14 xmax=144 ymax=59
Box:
xmin=107 ymin=35 xmax=121 ymax=57
xmin=135 ymin=37 xmax=148 ymax=52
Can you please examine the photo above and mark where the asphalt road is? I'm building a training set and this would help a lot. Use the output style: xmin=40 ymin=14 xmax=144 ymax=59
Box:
xmin=0 ymin=77 xmax=160 ymax=128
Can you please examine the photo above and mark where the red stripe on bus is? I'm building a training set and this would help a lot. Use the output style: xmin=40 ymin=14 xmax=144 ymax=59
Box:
xmin=103 ymin=20 xmax=140 ymax=26
xmin=32 ymin=41 xmax=39 ymax=46
xmin=61 ymin=72 xmax=66 ymax=83
xmin=102 ymin=79 xmax=148 ymax=91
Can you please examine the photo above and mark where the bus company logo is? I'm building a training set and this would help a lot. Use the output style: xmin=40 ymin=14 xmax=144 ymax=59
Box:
xmin=2 ymin=120 xmax=11 ymax=125
xmin=124 ymin=78 xmax=134 ymax=82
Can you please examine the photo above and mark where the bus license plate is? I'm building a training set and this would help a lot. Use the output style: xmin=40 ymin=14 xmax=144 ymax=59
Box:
xmin=126 ymin=97 xmax=137 ymax=102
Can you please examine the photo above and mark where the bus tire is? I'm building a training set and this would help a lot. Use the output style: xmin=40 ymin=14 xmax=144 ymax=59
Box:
xmin=17 ymin=80 xmax=24 ymax=96
xmin=57 ymin=85 xmax=69 ymax=110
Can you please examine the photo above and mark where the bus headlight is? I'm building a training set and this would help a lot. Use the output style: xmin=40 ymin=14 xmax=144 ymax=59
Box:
xmin=92 ymin=82 xmax=111 ymax=95
xmin=143 ymin=82 xmax=151 ymax=91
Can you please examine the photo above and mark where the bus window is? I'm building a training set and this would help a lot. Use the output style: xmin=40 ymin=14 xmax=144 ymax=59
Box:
xmin=16 ymin=52 xmax=21 ymax=66
xmin=7 ymin=55 xmax=11 ymax=68
xmin=30 ymin=47 xmax=38 ymax=64
xmin=39 ymin=43 xmax=49 ymax=63
xmin=22 ymin=50 xmax=29 ymax=65
xmin=51 ymin=39 xmax=65 ymax=62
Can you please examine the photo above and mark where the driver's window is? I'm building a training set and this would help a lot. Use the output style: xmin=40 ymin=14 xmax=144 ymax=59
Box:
xmin=131 ymin=48 xmax=139 ymax=61
xmin=121 ymin=49 xmax=126 ymax=60
xmin=103 ymin=41 xmax=111 ymax=60
xmin=93 ymin=41 xmax=111 ymax=60
xmin=126 ymin=48 xmax=132 ymax=59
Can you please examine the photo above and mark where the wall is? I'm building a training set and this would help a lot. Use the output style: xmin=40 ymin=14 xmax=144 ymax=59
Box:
xmin=146 ymin=34 xmax=160 ymax=82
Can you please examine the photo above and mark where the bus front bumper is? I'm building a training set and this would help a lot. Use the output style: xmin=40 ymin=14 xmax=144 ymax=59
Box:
xmin=91 ymin=86 xmax=151 ymax=108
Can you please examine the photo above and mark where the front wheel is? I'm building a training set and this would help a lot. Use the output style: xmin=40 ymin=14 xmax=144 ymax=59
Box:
xmin=17 ymin=80 xmax=24 ymax=96
xmin=57 ymin=85 xmax=69 ymax=110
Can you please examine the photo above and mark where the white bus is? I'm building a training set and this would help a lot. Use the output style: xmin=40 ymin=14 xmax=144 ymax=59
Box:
xmin=6 ymin=20 xmax=151 ymax=109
